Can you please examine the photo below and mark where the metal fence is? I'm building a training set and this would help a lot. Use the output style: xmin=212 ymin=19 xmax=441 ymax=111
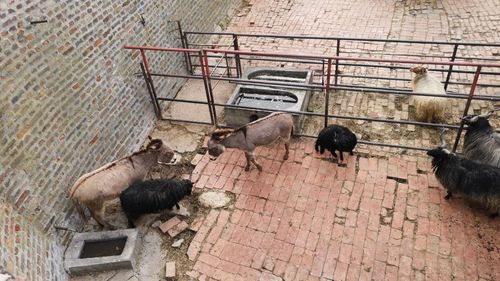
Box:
xmin=124 ymin=31 xmax=500 ymax=153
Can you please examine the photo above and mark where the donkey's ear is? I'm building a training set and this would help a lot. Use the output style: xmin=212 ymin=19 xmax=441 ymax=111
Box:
xmin=148 ymin=136 xmax=153 ymax=141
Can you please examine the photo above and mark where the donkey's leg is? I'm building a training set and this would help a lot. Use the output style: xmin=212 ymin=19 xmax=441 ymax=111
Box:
xmin=339 ymin=151 xmax=344 ymax=161
xmin=92 ymin=205 xmax=114 ymax=229
xmin=284 ymin=142 xmax=290 ymax=160
xmin=244 ymin=152 xmax=252 ymax=171
xmin=246 ymin=151 xmax=262 ymax=171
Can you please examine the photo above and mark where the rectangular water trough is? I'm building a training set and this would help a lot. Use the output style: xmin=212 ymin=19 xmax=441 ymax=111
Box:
xmin=64 ymin=228 xmax=140 ymax=275
xmin=224 ymin=67 xmax=313 ymax=132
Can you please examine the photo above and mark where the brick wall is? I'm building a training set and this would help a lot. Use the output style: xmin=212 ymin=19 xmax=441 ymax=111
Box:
xmin=0 ymin=0 xmax=241 ymax=280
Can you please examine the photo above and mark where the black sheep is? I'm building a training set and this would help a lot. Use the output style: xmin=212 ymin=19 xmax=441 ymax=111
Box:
xmin=120 ymin=179 xmax=193 ymax=227
xmin=462 ymin=112 xmax=500 ymax=168
xmin=315 ymin=125 xmax=357 ymax=161
xmin=427 ymin=147 xmax=500 ymax=217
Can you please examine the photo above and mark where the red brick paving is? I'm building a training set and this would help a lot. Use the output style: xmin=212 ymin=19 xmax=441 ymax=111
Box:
xmin=188 ymin=141 xmax=500 ymax=281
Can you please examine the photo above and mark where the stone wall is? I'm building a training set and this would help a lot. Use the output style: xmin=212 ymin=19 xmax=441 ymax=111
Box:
xmin=0 ymin=0 xmax=241 ymax=279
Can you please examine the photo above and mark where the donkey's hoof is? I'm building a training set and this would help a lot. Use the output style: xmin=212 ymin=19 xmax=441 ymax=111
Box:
xmin=257 ymin=165 xmax=263 ymax=172
xmin=245 ymin=166 xmax=250 ymax=172
xmin=283 ymin=155 xmax=289 ymax=160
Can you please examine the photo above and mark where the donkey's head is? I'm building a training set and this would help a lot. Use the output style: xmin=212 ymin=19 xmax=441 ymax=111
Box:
xmin=146 ymin=138 xmax=175 ymax=164
xmin=207 ymin=129 xmax=234 ymax=160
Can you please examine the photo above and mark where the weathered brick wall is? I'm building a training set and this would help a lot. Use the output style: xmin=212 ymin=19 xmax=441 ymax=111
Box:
xmin=0 ymin=0 xmax=241 ymax=280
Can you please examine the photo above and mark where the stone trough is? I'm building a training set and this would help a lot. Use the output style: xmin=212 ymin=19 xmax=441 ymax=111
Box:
xmin=64 ymin=229 xmax=140 ymax=275
xmin=224 ymin=68 xmax=313 ymax=132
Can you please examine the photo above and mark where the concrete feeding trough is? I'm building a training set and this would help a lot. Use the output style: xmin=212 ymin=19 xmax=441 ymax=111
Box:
xmin=225 ymin=68 xmax=313 ymax=132
xmin=65 ymin=229 xmax=140 ymax=275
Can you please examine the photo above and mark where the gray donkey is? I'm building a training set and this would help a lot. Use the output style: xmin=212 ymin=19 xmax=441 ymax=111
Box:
xmin=208 ymin=112 xmax=294 ymax=171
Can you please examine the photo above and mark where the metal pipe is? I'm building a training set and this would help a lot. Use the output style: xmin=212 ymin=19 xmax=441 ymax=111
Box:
xmin=444 ymin=44 xmax=459 ymax=90
xmin=325 ymin=58 xmax=332 ymax=127
xmin=232 ymin=34 xmax=242 ymax=78
xmin=205 ymin=48 xmax=500 ymax=67
xmin=140 ymin=63 xmax=161 ymax=118
xmin=334 ymin=39 xmax=340 ymax=86
xmin=198 ymin=51 xmax=215 ymax=125
xmin=145 ymin=71 xmax=500 ymax=101
xmin=176 ymin=20 xmax=193 ymax=75
xmin=160 ymin=118 xmax=212 ymax=125
xmin=452 ymin=66 xmax=482 ymax=152
xmin=203 ymin=50 xmax=218 ymax=126
xmin=211 ymin=101 xmax=461 ymax=129
xmin=183 ymin=31 xmax=500 ymax=46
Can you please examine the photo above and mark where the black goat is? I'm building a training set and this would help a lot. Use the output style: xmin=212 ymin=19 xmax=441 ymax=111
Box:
xmin=462 ymin=111 xmax=500 ymax=168
xmin=427 ymin=147 xmax=500 ymax=217
xmin=120 ymin=179 xmax=193 ymax=227
xmin=315 ymin=125 xmax=357 ymax=161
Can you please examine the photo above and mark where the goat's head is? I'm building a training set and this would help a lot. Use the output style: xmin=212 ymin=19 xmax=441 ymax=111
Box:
xmin=180 ymin=179 xmax=193 ymax=195
xmin=427 ymin=147 xmax=452 ymax=158
xmin=207 ymin=129 xmax=233 ymax=160
xmin=462 ymin=110 xmax=496 ymax=129
xmin=146 ymin=138 xmax=175 ymax=164
xmin=409 ymin=65 xmax=427 ymax=75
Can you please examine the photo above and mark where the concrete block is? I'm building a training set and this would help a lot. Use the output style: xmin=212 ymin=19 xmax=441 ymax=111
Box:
xmin=165 ymin=261 xmax=176 ymax=278
xmin=64 ymin=228 xmax=140 ymax=275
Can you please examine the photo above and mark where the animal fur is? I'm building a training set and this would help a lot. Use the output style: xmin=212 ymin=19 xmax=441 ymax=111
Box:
xmin=68 ymin=139 xmax=174 ymax=228
xmin=462 ymin=113 xmax=500 ymax=167
xmin=120 ymin=179 xmax=192 ymax=227
xmin=208 ymin=112 xmax=294 ymax=171
xmin=427 ymin=147 xmax=500 ymax=217
xmin=410 ymin=66 xmax=448 ymax=123
xmin=315 ymin=125 xmax=357 ymax=161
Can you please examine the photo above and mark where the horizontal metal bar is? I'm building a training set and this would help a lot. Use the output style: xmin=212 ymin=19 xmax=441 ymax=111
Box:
xmin=190 ymin=63 xmax=237 ymax=69
xmin=184 ymin=31 xmax=500 ymax=47
xmin=146 ymin=72 xmax=500 ymax=101
xmin=332 ymin=84 xmax=500 ymax=101
xmin=157 ymin=97 xmax=211 ymax=105
xmin=337 ymin=62 xmax=500 ymax=75
xmin=336 ymin=74 xmax=500 ymax=88
xmin=125 ymin=45 xmax=500 ymax=67
xmin=293 ymin=133 xmax=431 ymax=151
xmin=212 ymin=102 xmax=462 ymax=129
xmin=188 ymin=43 xmax=234 ymax=48
xmin=124 ymin=45 xmax=201 ymax=53
xmin=159 ymin=117 xmax=212 ymax=125
xmin=206 ymin=49 xmax=500 ymax=67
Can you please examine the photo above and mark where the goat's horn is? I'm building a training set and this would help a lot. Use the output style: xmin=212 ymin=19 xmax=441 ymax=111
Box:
xmin=439 ymin=128 xmax=448 ymax=148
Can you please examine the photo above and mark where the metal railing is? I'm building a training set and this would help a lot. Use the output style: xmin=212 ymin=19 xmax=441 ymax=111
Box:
xmin=124 ymin=34 xmax=500 ymax=153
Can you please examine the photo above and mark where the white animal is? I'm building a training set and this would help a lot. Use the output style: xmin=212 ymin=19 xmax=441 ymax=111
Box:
xmin=410 ymin=65 xmax=449 ymax=123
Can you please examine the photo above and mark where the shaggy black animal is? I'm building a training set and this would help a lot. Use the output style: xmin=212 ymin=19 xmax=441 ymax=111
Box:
xmin=427 ymin=147 xmax=500 ymax=217
xmin=462 ymin=112 xmax=500 ymax=168
xmin=120 ymin=179 xmax=193 ymax=227
xmin=315 ymin=125 xmax=357 ymax=161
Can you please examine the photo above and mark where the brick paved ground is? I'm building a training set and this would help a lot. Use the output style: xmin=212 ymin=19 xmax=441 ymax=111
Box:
xmin=185 ymin=141 xmax=499 ymax=281
xmin=196 ymin=0 xmax=500 ymax=156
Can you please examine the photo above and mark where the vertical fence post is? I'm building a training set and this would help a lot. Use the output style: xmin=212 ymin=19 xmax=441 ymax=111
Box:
xmin=140 ymin=49 xmax=163 ymax=119
xmin=452 ymin=66 xmax=482 ymax=152
xmin=444 ymin=43 xmax=459 ymax=90
xmin=324 ymin=58 xmax=332 ymax=128
xmin=176 ymin=21 xmax=193 ymax=75
xmin=202 ymin=50 xmax=218 ymax=127
xmin=334 ymin=39 xmax=340 ymax=86
xmin=198 ymin=51 xmax=215 ymax=125
xmin=139 ymin=62 xmax=161 ymax=118
xmin=232 ymin=34 xmax=242 ymax=78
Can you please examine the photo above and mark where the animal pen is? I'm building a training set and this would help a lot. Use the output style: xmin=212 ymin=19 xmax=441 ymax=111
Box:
xmin=124 ymin=29 xmax=500 ymax=153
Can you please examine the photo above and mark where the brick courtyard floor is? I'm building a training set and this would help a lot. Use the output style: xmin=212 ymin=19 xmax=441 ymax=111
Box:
xmin=170 ymin=0 xmax=500 ymax=280
xmin=185 ymin=141 xmax=499 ymax=281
